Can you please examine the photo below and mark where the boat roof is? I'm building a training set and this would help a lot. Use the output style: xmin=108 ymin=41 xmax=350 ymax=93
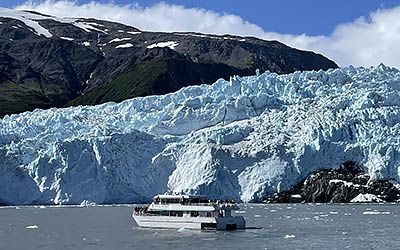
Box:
xmin=153 ymin=194 xmax=207 ymax=199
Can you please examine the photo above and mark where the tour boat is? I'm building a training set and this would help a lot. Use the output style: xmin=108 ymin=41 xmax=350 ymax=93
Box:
xmin=132 ymin=194 xmax=246 ymax=230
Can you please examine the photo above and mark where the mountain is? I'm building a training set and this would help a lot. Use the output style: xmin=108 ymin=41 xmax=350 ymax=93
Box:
xmin=0 ymin=8 xmax=338 ymax=117
xmin=0 ymin=64 xmax=399 ymax=205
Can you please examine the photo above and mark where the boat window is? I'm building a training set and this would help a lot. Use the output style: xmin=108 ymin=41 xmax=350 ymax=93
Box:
xmin=190 ymin=211 xmax=199 ymax=217
xmin=181 ymin=197 xmax=208 ymax=204
xmin=159 ymin=198 xmax=180 ymax=204
xmin=187 ymin=198 xmax=207 ymax=203
xmin=201 ymin=223 xmax=217 ymax=230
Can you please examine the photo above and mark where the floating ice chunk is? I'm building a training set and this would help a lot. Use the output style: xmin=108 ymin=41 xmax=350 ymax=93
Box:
xmin=363 ymin=210 xmax=391 ymax=215
xmin=82 ymin=41 xmax=90 ymax=47
xmin=79 ymin=200 xmax=96 ymax=207
xmin=33 ymin=205 xmax=46 ymax=208
xmin=284 ymin=234 xmax=296 ymax=239
xmin=351 ymin=194 xmax=385 ymax=203
xmin=147 ymin=41 xmax=179 ymax=49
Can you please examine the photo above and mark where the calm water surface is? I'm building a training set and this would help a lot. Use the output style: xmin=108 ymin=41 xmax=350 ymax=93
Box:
xmin=0 ymin=203 xmax=399 ymax=250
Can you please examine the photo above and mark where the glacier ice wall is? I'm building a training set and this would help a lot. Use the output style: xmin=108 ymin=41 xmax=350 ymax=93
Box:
xmin=1 ymin=64 xmax=400 ymax=204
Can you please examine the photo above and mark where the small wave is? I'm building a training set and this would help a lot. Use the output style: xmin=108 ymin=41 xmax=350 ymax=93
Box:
xmin=178 ymin=227 xmax=186 ymax=232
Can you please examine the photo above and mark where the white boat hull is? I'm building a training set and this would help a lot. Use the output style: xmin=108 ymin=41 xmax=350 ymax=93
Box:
xmin=132 ymin=214 xmax=246 ymax=230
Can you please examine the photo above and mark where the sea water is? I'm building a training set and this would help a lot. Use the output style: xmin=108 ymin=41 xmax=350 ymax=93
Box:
xmin=0 ymin=203 xmax=399 ymax=250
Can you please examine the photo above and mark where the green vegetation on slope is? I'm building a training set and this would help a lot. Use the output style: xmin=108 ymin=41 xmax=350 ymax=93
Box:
xmin=0 ymin=77 xmax=73 ymax=117
xmin=68 ymin=57 xmax=247 ymax=106
xmin=68 ymin=58 xmax=169 ymax=106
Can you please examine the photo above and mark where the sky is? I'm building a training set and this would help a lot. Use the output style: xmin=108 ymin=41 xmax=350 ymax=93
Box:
xmin=2 ymin=0 xmax=400 ymax=68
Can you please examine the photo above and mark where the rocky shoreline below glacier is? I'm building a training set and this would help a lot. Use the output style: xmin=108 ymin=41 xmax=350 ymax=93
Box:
xmin=264 ymin=161 xmax=400 ymax=203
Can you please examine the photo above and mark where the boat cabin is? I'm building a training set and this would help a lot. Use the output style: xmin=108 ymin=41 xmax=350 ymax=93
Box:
xmin=146 ymin=194 xmax=238 ymax=219
xmin=153 ymin=194 xmax=209 ymax=205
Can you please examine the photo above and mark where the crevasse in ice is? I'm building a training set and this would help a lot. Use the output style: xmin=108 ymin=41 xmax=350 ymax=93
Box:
xmin=1 ymin=64 xmax=399 ymax=204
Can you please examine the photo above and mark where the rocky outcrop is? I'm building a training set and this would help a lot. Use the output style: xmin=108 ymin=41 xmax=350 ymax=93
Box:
xmin=265 ymin=161 xmax=400 ymax=203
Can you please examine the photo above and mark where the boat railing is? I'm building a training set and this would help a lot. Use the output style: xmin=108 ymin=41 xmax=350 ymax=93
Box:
xmin=133 ymin=206 xmax=150 ymax=216
xmin=133 ymin=211 xmax=159 ymax=216
xmin=152 ymin=202 xmax=239 ymax=208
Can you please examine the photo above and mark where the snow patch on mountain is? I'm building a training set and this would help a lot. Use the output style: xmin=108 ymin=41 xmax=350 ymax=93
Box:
xmin=60 ymin=36 xmax=74 ymax=41
xmin=0 ymin=8 xmax=54 ymax=37
xmin=109 ymin=37 xmax=131 ymax=43
xmin=73 ymin=21 xmax=108 ymax=34
xmin=81 ymin=41 xmax=90 ymax=47
xmin=127 ymin=31 xmax=141 ymax=35
xmin=0 ymin=65 xmax=400 ymax=205
xmin=147 ymin=41 xmax=179 ymax=49
xmin=116 ymin=43 xmax=134 ymax=49
xmin=0 ymin=8 xmax=110 ymax=37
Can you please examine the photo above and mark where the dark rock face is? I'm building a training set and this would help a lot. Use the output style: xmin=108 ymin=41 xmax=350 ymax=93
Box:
xmin=0 ymin=11 xmax=338 ymax=117
xmin=265 ymin=161 xmax=400 ymax=203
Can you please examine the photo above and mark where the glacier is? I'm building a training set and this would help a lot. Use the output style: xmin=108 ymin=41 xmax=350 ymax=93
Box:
xmin=0 ymin=64 xmax=400 ymax=205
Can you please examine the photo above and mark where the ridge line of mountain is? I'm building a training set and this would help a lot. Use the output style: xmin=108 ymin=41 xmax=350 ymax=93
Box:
xmin=0 ymin=8 xmax=338 ymax=117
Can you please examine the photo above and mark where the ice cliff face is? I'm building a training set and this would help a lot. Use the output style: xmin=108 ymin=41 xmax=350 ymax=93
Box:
xmin=1 ymin=64 xmax=400 ymax=205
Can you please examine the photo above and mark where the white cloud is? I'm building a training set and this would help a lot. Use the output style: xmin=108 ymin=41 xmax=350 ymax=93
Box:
xmin=15 ymin=1 xmax=400 ymax=68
